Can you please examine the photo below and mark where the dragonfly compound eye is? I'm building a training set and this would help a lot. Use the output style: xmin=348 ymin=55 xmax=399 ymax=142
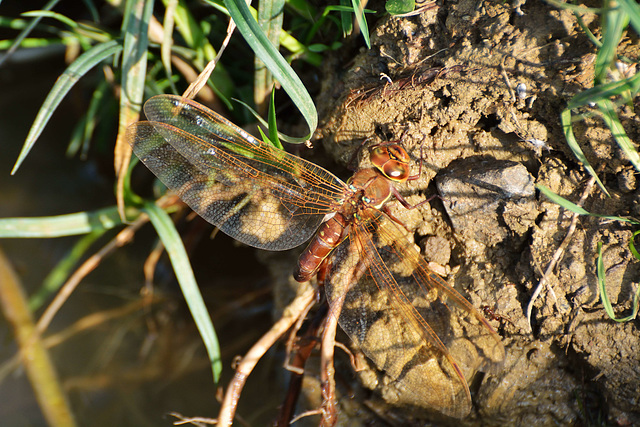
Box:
xmin=370 ymin=144 xmax=411 ymax=182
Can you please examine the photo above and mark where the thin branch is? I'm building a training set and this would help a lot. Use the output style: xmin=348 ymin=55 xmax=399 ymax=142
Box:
xmin=217 ymin=285 xmax=315 ymax=427
xmin=526 ymin=175 xmax=597 ymax=331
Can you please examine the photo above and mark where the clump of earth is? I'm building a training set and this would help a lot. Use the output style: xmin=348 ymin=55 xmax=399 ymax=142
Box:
xmin=269 ymin=0 xmax=639 ymax=425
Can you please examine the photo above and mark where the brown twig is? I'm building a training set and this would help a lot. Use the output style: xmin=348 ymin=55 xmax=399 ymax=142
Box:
xmin=217 ymin=286 xmax=315 ymax=427
xmin=182 ymin=18 xmax=235 ymax=100
xmin=526 ymin=175 xmax=597 ymax=331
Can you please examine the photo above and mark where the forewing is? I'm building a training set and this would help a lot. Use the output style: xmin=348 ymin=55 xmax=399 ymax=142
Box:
xmin=326 ymin=209 xmax=504 ymax=418
xmin=128 ymin=95 xmax=347 ymax=251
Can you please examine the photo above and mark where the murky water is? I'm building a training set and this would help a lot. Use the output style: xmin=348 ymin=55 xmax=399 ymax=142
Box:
xmin=0 ymin=50 xmax=280 ymax=426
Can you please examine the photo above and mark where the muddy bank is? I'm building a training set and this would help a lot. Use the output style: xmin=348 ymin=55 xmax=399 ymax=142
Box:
xmin=283 ymin=1 xmax=640 ymax=424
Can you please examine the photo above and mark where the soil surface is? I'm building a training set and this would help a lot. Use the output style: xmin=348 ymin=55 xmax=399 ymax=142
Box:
xmin=271 ymin=1 xmax=640 ymax=425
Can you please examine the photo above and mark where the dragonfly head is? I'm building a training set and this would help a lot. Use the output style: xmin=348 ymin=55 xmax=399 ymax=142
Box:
xmin=369 ymin=143 xmax=411 ymax=182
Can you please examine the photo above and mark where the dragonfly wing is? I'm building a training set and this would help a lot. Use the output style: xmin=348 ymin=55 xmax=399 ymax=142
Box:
xmin=128 ymin=95 xmax=347 ymax=251
xmin=326 ymin=209 xmax=504 ymax=417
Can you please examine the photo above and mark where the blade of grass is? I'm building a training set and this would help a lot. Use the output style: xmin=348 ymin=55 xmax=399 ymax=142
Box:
xmin=386 ymin=0 xmax=415 ymax=15
xmin=0 ymin=37 xmax=64 ymax=49
xmin=223 ymin=0 xmax=317 ymax=142
xmin=115 ymin=0 xmax=155 ymax=220
xmin=545 ymin=0 xmax=600 ymax=13
xmin=267 ymin=87 xmax=282 ymax=148
xmin=254 ymin=0 xmax=284 ymax=113
xmin=0 ymin=206 xmax=133 ymax=238
xmin=596 ymin=98 xmax=640 ymax=172
xmin=567 ymin=72 xmax=640 ymax=110
xmin=0 ymin=0 xmax=61 ymax=67
xmin=21 ymin=10 xmax=79 ymax=29
xmin=339 ymin=0 xmax=353 ymax=37
xmin=618 ymin=0 xmax=640 ymax=34
xmin=233 ymin=98 xmax=291 ymax=147
xmin=30 ymin=230 xmax=106 ymax=311
xmin=171 ymin=0 xmax=234 ymax=103
xmin=279 ymin=30 xmax=322 ymax=66
xmin=597 ymin=242 xmax=640 ymax=322
xmin=160 ymin=0 xmax=179 ymax=95
xmin=560 ymin=108 xmax=608 ymax=196
xmin=144 ymin=201 xmax=222 ymax=382
xmin=285 ymin=0 xmax=316 ymax=19
xmin=536 ymin=184 xmax=639 ymax=224
xmin=350 ymin=0 xmax=370 ymax=47
xmin=67 ymin=78 xmax=110 ymax=158
xmin=302 ymin=4 xmax=372 ymax=46
xmin=11 ymin=39 xmax=123 ymax=174
xmin=594 ymin=1 xmax=627 ymax=83
xmin=629 ymin=230 xmax=640 ymax=260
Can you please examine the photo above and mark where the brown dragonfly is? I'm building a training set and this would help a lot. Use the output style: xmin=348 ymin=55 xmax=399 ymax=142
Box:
xmin=127 ymin=95 xmax=505 ymax=418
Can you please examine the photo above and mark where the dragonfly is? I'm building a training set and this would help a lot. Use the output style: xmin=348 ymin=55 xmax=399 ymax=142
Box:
xmin=127 ymin=94 xmax=505 ymax=418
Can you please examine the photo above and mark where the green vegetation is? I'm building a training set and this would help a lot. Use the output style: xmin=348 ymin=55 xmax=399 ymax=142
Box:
xmin=539 ymin=0 xmax=640 ymax=322
xmin=0 ymin=1 xmax=384 ymax=423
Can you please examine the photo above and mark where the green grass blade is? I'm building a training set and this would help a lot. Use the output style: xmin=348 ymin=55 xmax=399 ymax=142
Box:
xmin=168 ymin=0 xmax=212 ymax=69
xmin=82 ymin=79 xmax=110 ymax=157
xmin=255 ymin=0 xmax=284 ymax=112
xmin=575 ymin=13 xmax=602 ymax=48
xmin=545 ymin=0 xmax=600 ymax=13
xmin=560 ymin=108 xmax=608 ymax=196
xmin=279 ymin=30 xmax=322 ymax=66
xmin=0 ymin=38 xmax=64 ymax=49
xmin=115 ymin=0 xmax=154 ymax=215
xmin=629 ymin=230 xmax=640 ymax=260
xmin=143 ymin=202 xmax=222 ymax=382
xmin=596 ymin=98 xmax=640 ymax=172
xmin=0 ymin=206 xmax=131 ymax=238
xmin=386 ymin=0 xmax=415 ymax=15
xmin=11 ymin=39 xmax=123 ymax=174
xmin=30 ymin=230 xmax=106 ymax=311
xmin=223 ymin=0 xmax=318 ymax=142
xmin=160 ymin=0 xmax=179 ymax=95
xmin=597 ymin=242 xmax=640 ymax=322
xmin=339 ymin=0 xmax=353 ymax=37
xmin=285 ymin=0 xmax=316 ymax=19
xmin=594 ymin=3 xmax=627 ymax=83
xmin=537 ymin=184 xmax=590 ymax=215
xmin=567 ymin=72 xmax=640 ymax=110
xmin=120 ymin=0 xmax=154 ymax=118
xmin=0 ymin=0 xmax=61 ymax=67
xmin=67 ymin=79 xmax=110 ymax=157
xmin=267 ymin=87 xmax=282 ymax=148
xmin=536 ymin=184 xmax=639 ymax=225
xmin=618 ymin=0 xmax=640 ymax=35
xmin=21 ymin=10 xmax=79 ymax=29
xmin=597 ymin=242 xmax=615 ymax=318
xmin=351 ymin=0 xmax=370 ymax=47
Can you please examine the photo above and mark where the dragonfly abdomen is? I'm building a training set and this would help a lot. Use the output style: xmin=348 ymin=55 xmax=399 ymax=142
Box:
xmin=294 ymin=212 xmax=349 ymax=282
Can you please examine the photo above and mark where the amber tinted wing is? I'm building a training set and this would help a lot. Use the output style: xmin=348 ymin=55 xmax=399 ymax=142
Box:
xmin=325 ymin=209 xmax=505 ymax=418
xmin=128 ymin=95 xmax=347 ymax=251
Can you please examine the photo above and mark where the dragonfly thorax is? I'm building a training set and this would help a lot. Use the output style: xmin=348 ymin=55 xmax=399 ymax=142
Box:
xmin=347 ymin=167 xmax=393 ymax=209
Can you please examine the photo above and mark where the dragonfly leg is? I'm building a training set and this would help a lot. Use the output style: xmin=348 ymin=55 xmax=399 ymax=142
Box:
xmin=346 ymin=137 xmax=374 ymax=171
xmin=318 ymin=238 xmax=371 ymax=425
xmin=278 ymin=303 xmax=327 ymax=427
